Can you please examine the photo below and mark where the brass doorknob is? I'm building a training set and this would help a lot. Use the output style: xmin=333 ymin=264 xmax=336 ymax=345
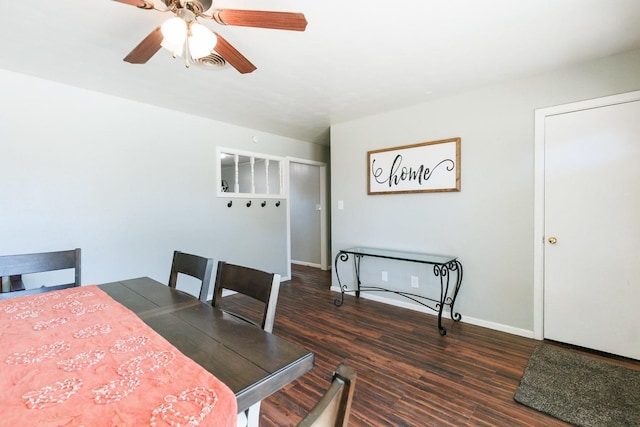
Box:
xmin=548 ymin=237 xmax=558 ymax=244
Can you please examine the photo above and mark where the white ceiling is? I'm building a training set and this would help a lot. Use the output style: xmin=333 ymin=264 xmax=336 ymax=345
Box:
xmin=2 ymin=0 xmax=640 ymax=145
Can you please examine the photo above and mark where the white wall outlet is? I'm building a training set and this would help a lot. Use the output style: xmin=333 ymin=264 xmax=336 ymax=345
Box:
xmin=411 ymin=276 xmax=419 ymax=288
xmin=381 ymin=271 xmax=388 ymax=281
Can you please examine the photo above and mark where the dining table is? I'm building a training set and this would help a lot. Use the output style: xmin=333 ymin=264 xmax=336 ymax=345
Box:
xmin=0 ymin=276 xmax=315 ymax=426
xmin=99 ymin=277 xmax=315 ymax=412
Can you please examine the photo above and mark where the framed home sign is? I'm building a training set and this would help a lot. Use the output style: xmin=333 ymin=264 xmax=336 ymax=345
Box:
xmin=368 ymin=137 xmax=461 ymax=195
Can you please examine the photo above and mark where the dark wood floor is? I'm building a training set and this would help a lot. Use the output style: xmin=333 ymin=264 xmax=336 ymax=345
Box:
xmin=220 ymin=264 xmax=640 ymax=426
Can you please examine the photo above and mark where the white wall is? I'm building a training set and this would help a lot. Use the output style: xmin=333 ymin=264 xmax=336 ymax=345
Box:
xmin=330 ymin=49 xmax=640 ymax=336
xmin=0 ymin=69 xmax=328 ymax=298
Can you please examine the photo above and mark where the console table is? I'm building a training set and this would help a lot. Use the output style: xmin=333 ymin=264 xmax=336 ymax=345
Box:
xmin=334 ymin=247 xmax=463 ymax=336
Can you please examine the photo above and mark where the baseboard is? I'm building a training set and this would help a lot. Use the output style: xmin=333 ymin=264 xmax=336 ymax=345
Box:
xmin=291 ymin=260 xmax=322 ymax=269
xmin=329 ymin=286 xmax=535 ymax=339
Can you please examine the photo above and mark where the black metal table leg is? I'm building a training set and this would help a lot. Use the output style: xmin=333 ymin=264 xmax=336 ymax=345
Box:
xmin=334 ymin=252 xmax=364 ymax=306
xmin=354 ymin=255 xmax=362 ymax=298
xmin=434 ymin=264 xmax=450 ymax=336
xmin=446 ymin=260 xmax=463 ymax=322
xmin=333 ymin=251 xmax=349 ymax=306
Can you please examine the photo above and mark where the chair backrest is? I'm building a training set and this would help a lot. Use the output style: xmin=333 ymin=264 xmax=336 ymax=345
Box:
xmin=212 ymin=261 xmax=281 ymax=333
xmin=298 ymin=364 xmax=357 ymax=427
xmin=168 ymin=251 xmax=214 ymax=303
xmin=0 ymin=248 xmax=81 ymax=299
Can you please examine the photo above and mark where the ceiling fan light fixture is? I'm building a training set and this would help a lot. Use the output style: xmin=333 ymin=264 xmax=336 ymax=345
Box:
xmin=119 ymin=0 xmax=306 ymax=73
xmin=160 ymin=17 xmax=187 ymax=56
xmin=188 ymin=23 xmax=217 ymax=59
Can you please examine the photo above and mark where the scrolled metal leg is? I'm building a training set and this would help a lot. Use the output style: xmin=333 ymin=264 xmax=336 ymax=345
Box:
xmin=434 ymin=264 xmax=450 ymax=336
xmin=354 ymin=255 xmax=362 ymax=298
xmin=446 ymin=261 xmax=463 ymax=322
xmin=333 ymin=252 xmax=350 ymax=306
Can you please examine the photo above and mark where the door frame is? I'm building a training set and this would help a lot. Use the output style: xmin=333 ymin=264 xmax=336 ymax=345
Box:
xmin=285 ymin=157 xmax=329 ymax=280
xmin=533 ymin=90 xmax=640 ymax=339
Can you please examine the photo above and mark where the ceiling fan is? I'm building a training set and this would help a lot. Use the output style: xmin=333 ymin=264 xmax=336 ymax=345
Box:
xmin=114 ymin=0 xmax=307 ymax=73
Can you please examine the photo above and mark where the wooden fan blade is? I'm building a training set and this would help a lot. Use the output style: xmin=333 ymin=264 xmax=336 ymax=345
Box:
xmin=123 ymin=27 xmax=163 ymax=64
xmin=213 ymin=33 xmax=257 ymax=74
xmin=112 ymin=0 xmax=154 ymax=9
xmin=213 ymin=9 xmax=307 ymax=31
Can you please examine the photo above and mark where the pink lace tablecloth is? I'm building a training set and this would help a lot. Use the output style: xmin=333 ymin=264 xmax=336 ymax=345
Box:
xmin=0 ymin=286 xmax=237 ymax=426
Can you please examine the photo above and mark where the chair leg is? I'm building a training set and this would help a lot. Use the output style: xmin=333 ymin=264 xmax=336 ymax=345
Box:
xmin=236 ymin=409 xmax=248 ymax=427
xmin=236 ymin=401 xmax=261 ymax=427
xmin=246 ymin=401 xmax=261 ymax=427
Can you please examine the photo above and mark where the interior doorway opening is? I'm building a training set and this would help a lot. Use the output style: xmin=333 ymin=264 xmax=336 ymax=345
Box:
xmin=286 ymin=158 xmax=328 ymax=280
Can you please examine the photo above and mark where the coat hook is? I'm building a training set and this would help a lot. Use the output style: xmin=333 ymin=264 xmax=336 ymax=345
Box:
xmin=261 ymin=201 xmax=267 ymax=207
xmin=246 ymin=200 xmax=252 ymax=207
xmin=275 ymin=201 xmax=281 ymax=207
xmin=227 ymin=201 xmax=233 ymax=208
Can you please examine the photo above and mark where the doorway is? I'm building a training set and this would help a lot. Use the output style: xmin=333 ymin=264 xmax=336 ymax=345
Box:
xmin=533 ymin=90 xmax=640 ymax=359
xmin=286 ymin=158 xmax=328 ymax=280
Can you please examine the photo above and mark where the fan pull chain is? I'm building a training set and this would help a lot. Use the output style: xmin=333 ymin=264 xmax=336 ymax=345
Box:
xmin=182 ymin=22 xmax=196 ymax=68
xmin=184 ymin=34 xmax=191 ymax=68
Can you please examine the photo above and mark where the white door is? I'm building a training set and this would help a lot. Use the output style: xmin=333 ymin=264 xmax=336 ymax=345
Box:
xmin=543 ymin=99 xmax=640 ymax=360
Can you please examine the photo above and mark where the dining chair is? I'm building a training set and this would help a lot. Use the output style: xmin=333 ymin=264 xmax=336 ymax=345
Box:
xmin=297 ymin=364 xmax=357 ymax=427
xmin=212 ymin=261 xmax=282 ymax=333
xmin=168 ymin=250 xmax=214 ymax=303
xmin=0 ymin=248 xmax=81 ymax=300
xmin=213 ymin=261 xmax=281 ymax=427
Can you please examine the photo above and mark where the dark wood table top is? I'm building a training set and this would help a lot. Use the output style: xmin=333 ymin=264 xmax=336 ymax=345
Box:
xmin=99 ymin=277 xmax=315 ymax=412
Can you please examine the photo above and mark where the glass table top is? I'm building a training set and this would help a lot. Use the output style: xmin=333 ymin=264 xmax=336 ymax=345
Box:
xmin=339 ymin=247 xmax=457 ymax=265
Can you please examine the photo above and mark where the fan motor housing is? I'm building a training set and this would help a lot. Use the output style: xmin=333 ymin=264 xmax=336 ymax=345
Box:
xmin=162 ymin=0 xmax=212 ymax=15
